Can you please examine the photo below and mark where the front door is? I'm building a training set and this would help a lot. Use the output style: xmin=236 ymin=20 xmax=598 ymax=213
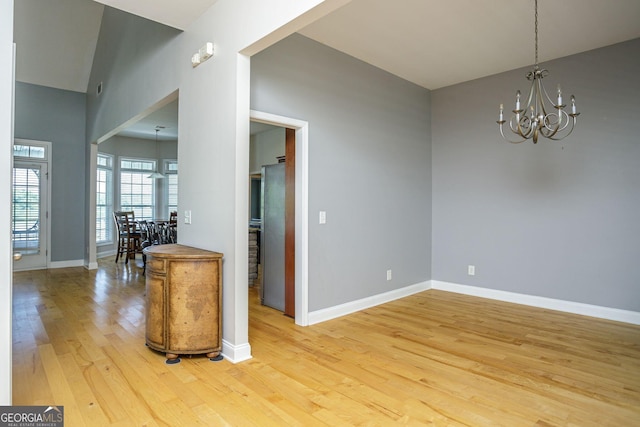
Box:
xmin=12 ymin=160 xmax=48 ymax=270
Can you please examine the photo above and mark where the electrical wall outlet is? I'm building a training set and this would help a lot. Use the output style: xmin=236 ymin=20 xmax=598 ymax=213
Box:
xmin=386 ymin=269 xmax=392 ymax=281
xmin=468 ymin=265 xmax=475 ymax=276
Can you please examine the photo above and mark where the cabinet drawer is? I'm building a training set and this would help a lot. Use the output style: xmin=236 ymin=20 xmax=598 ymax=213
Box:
xmin=146 ymin=258 xmax=166 ymax=274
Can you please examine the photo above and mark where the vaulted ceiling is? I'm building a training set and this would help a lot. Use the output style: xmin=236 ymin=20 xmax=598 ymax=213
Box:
xmin=13 ymin=0 xmax=640 ymax=138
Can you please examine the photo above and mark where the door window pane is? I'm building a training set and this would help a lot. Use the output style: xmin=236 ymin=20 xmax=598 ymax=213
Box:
xmin=12 ymin=166 xmax=41 ymax=254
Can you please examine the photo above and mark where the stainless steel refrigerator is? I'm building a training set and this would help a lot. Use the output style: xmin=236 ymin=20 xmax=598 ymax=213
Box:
xmin=260 ymin=163 xmax=285 ymax=311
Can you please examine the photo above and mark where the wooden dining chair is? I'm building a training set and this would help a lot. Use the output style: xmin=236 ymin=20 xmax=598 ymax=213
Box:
xmin=166 ymin=223 xmax=177 ymax=244
xmin=137 ymin=220 xmax=153 ymax=274
xmin=113 ymin=211 xmax=142 ymax=264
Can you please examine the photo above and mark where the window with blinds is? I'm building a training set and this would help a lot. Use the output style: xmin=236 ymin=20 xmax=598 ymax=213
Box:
xmin=96 ymin=153 xmax=113 ymax=244
xmin=120 ymin=158 xmax=155 ymax=220
xmin=165 ymin=160 xmax=178 ymax=217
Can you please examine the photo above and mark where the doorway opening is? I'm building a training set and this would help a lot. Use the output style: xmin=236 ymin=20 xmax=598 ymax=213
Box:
xmin=249 ymin=111 xmax=309 ymax=326
xmin=249 ymin=124 xmax=296 ymax=317
xmin=87 ymin=92 xmax=179 ymax=269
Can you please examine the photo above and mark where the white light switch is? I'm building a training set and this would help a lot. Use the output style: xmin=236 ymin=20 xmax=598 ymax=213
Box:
xmin=184 ymin=210 xmax=192 ymax=224
xmin=319 ymin=211 xmax=326 ymax=224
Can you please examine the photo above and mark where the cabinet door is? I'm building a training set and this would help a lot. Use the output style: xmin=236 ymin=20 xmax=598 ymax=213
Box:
xmin=167 ymin=260 xmax=220 ymax=353
xmin=145 ymin=272 xmax=165 ymax=348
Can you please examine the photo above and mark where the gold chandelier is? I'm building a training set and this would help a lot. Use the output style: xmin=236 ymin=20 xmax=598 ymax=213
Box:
xmin=497 ymin=0 xmax=579 ymax=144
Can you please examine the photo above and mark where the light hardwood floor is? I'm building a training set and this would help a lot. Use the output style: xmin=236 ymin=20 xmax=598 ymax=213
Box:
xmin=12 ymin=257 xmax=640 ymax=426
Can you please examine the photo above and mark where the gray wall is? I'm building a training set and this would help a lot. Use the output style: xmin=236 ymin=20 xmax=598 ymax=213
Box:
xmin=431 ymin=38 xmax=640 ymax=311
xmin=14 ymin=82 xmax=87 ymax=262
xmin=251 ymin=34 xmax=432 ymax=311
xmin=250 ymin=127 xmax=285 ymax=174
xmin=86 ymin=7 xmax=181 ymax=144
xmin=99 ymin=135 xmax=178 ymax=160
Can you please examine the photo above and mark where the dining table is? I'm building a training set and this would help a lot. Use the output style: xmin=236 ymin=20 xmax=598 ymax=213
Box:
xmin=138 ymin=219 xmax=177 ymax=246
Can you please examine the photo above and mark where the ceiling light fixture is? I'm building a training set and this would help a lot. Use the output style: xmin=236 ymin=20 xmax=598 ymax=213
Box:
xmin=497 ymin=0 xmax=579 ymax=144
xmin=148 ymin=126 xmax=165 ymax=179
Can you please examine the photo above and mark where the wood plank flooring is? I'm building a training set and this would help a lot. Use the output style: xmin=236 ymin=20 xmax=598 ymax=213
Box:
xmin=12 ymin=257 xmax=640 ymax=426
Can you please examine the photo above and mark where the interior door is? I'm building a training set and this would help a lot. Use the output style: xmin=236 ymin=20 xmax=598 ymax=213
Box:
xmin=260 ymin=163 xmax=286 ymax=311
xmin=12 ymin=160 xmax=48 ymax=270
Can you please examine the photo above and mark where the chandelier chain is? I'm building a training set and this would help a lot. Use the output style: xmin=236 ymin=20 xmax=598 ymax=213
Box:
xmin=534 ymin=0 xmax=538 ymax=67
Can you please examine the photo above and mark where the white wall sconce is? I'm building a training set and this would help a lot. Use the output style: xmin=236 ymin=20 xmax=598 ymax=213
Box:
xmin=192 ymin=42 xmax=214 ymax=68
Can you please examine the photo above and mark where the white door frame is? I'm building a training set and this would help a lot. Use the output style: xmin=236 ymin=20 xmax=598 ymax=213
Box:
xmin=250 ymin=110 xmax=309 ymax=326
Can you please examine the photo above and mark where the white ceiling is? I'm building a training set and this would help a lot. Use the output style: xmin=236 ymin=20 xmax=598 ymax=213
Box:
xmin=91 ymin=0 xmax=219 ymax=30
xmin=13 ymin=0 xmax=640 ymax=138
xmin=300 ymin=0 xmax=640 ymax=90
xmin=117 ymin=99 xmax=179 ymax=140
xmin=13 ymin=0 xmax=105 ymax=93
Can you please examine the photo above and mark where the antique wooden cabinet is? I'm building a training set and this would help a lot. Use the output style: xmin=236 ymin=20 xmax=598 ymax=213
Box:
xmin=143 ymin=244 xmax=223 ymax=363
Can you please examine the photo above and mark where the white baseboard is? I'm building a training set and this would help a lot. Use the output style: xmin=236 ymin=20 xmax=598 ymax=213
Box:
xmin=85 ymin=262 xmax=99 ymax=270
xmin=221 ymin=340 xmax=252 ymax=363
xmin=431 ymin=280 xmax=640 ymax=325
xmin=97 ymin=249 xmax=116 ymax=259
xmin=308 ymin=281 xmax=431 ymax=325
xmin=49 ymin=259 xmax=84 ymax=269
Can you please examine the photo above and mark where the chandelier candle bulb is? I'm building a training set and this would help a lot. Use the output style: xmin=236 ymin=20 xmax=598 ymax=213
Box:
xmin=515 ymin=91 xmax=521 ymax=110
xmin=571 ymin=96 xmax=577 ymax=114
xmin=499 ymin=104 xmax=504 ymax=121
xmin=557 ymin=85 xmax=562 ymax=106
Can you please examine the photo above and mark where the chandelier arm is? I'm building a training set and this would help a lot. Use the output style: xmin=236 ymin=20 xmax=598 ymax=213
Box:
xmin=539 ymin=80 xmax=571 ymax=137
xmin=541 ymin=110 xmax=568 ymax=138
xmin=544 ymin=116 xmax=578 ymax=141
xmin=524 ymin=81 xmax=537 ymax=112
xmin=498 ymin=122 xmax=527 ymax=143
xmin=540 ymin=78 xmax=558 ymax=109
xmin=510 ymin=114 xmax=534 ymax=140
xmin=540 ymin=121 xmax=560 ymax=139
xmin=535 ymin=78 xmax=549 ymax=120
xmin=522 ymin=79 xmax=542 ymax=134
xmin=513 ymin=85 xmax=534 ymax=139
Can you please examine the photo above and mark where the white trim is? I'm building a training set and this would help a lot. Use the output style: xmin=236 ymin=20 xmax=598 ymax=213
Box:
xmin=85 ymin=262 xmax=99 ymax=270
xmin=49 ymin=259 xmax=85 ymax=269
xmin=97 ymin=248 xmax=116 ymax=259
xmin=221 ymin=339 xmax=252 ymax=363
xmin=88 ymin=143 xmax=98 ymax=269
xmin=250 ymin=110 xmax=310 ymax=326
xmin=16 ymin=259 xmax=87 ymax=272
xmin=431 ymin=280 xmax=640 ymax=325
xmin=1 ymin=34 xmax=16 ymax=408
xmin=308 ymin=281 xmax=431 ymax=325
